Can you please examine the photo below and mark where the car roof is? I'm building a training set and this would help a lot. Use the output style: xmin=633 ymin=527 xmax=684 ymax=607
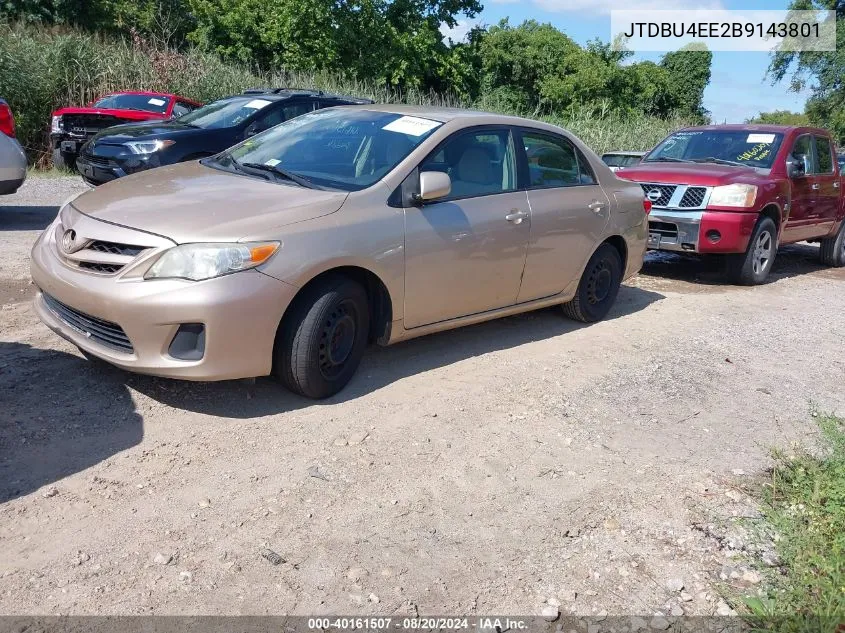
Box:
xmin=602 ymin=151 xmax=646 ymax=156
xmin=332 ymin=103 xmax=565 ymax=127
xmin=236 ymin=88 xmax=374 ymax=104
xmin=678 ymin=123 xmax=829 ymax=135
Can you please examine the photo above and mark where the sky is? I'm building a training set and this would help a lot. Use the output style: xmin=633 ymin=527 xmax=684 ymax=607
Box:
xmin=442 ymin=0 xmax=814 ymax=123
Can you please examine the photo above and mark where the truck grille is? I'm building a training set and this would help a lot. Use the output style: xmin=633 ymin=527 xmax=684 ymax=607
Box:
xmin=43 ymin=293 xmax=133 ymax=353
xmin=679 ymin=186 xmax=707 ymax=208
xmin=640 ymin=184 xmax=676 ymax=207
xmin=62 ymin=114 xmax=123 ymax=138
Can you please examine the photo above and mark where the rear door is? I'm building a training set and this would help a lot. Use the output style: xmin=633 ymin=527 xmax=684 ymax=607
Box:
xmin=812 ymin=134 xmax=839 ymax=231
xmin=516 ymin=128 xmax=609 ymax=303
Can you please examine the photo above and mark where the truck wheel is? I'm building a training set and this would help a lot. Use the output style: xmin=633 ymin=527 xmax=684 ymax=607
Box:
xmin=819 ymin=221 xmax=845 ymax=267
xmin=53 ymin=149 xmax=70 ymax=170
xmin=562 ymin=243 xmax=623 ymax=323
xmin=726 ymin=216 xmax=777 ymax=285
xmin=274 ymin=276 xmax=370 ymax=399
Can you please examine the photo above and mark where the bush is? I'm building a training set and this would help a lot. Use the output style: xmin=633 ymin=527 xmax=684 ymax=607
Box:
xmin=0 ymin=22 xmax=692 ymax=165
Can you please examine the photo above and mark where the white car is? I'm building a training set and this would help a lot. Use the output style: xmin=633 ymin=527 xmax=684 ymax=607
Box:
xmin=0 ymin=99 xmax=26 ymax=196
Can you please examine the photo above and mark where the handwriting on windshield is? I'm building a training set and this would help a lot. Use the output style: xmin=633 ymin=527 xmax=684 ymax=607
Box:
xmin=737 ymin=143 xmax=771 ymax=162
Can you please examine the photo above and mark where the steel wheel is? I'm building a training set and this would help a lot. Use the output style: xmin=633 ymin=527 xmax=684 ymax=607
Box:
xmin=318 ymin=301 xmax=358 ymax=380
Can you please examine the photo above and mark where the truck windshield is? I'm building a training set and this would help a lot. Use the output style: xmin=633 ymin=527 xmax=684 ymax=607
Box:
xmin=93 ymin=94 xmax=170 ymax=114
xmin=645 ymin=130 xmax=784 ymax=170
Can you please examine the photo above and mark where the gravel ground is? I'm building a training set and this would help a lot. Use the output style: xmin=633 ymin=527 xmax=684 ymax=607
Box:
xmin=1 ymin=176 xmax=844 ymax=618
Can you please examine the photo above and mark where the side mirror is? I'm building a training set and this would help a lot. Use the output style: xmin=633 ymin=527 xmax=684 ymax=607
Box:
xmin=786 ymin=156 xmax=806 ymax=178
xmin=416 ymin=171 xmax=451 ymax=202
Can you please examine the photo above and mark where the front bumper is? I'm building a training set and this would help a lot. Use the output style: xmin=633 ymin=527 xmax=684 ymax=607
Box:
xmin=648 ymin=209 xmax=759 ymax=254
xmin=30 ymin=228 xmax=299 ymax=381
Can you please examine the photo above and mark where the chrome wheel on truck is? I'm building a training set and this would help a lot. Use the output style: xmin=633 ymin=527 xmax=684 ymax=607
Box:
xmin=727 ymin=216 xmax=778 ymax=285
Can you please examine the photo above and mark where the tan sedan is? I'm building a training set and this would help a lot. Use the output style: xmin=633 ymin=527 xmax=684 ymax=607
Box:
xmin=31 ymin=106 xmax=649 ymax=398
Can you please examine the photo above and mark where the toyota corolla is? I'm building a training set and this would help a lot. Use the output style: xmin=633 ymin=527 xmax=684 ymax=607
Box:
xmin=31 ymin=106 xmax=649 ymax=399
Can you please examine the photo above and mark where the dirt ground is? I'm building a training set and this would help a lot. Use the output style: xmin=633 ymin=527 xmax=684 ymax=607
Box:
xmin=1 ymin=176 xmax=844 ymax=618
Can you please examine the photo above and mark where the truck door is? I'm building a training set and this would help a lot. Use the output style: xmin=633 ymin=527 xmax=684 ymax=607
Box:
xmin=784 ymin=134 xmax=819 ymax=242
xmin=812 ymin=134 xmax=839 ymax=232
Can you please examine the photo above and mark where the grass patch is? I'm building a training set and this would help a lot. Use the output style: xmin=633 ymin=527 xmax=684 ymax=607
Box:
xmin=745 ymin=413 xmax=845 ymax=632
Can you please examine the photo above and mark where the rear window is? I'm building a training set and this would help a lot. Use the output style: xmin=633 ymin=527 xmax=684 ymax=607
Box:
xmin=602 ymin=154 xmax=641 ymax=168
xmin=93 ymin=94 xmax=170 ymax=114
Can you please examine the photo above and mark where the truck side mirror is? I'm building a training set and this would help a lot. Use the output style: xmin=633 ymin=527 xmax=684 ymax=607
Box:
xmin=786 ymin=156 xmax=806 ymax=178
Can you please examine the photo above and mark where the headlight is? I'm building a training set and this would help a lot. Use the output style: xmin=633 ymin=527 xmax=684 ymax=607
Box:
xmin=124 ymin=139 xmax=175 ymax=155
xmin=51 ymin=116 xmax=61 ymax=134
xmin=708 ymin=183 xmax=757 ymax=208
xmin=145 ymin=242 xmax=280 ymax=281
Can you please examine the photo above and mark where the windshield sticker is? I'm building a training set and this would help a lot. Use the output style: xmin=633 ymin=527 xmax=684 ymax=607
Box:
xmin=264 ymin=158 xmax=281 ymax=166
xmin=747 ymin=133 xmax=776 ymax=144
xmin=738 ymin=143 xmax=772 ymax=162
xmin=148 ymin=98 xmax=166 ymax=106
xmin=244 ymin=99 xmax=272 ymax=110
xmin=382 ymin=116 xmax=441 ymax=137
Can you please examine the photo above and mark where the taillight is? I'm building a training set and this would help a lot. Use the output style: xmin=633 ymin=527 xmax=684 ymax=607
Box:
xmin=643 ymin=198 xmax=652 ymax=215
xmin=0 ymin=103 xmax=15 ymax=138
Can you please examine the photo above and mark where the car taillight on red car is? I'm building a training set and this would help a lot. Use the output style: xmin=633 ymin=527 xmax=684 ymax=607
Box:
xmin=643 ymin=198 xmax=652 ymax=215
xmin=0 ymin=102 xmax=15 ymax=138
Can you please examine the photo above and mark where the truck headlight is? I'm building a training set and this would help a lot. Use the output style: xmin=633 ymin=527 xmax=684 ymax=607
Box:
xmin=124 ymin=139 xmax=175 ymax=155
xmin=145 ymin=242 xmax=280 ymax=281
xmin=51 ymin=116 xmax=61 ymax=134
xmin=708 ymin=184 xmax=758 ymax=208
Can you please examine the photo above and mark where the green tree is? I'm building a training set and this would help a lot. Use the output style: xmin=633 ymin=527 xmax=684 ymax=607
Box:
xmin=769 ymin=0 xmax=845 ymax=141
xmin=659 ymin=43 xmax=712 ymax=122
xmin=746 ymin=110 xmax=811 ymax=125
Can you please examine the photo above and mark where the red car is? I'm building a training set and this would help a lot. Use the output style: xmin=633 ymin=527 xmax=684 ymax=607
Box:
xmin=618 ymin=124 xmax=845 ymax=284
xmin=50 ymin=91 xmax=202 ymax=169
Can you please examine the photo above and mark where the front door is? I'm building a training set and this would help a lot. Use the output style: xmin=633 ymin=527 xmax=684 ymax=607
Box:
xmin=403 ymin=127 xmax=530 ymax=328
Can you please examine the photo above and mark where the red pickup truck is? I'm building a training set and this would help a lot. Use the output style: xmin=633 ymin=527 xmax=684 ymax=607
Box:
xmin=618 ymin=124 xmax=845 ymax=284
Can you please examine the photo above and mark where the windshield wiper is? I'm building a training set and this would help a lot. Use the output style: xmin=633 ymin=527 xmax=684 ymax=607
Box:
xmin=645 ymin=156 xmax=694 ymax=163
xmin=690 ymin=157 xmax=748 ymax=167
xmin=238 ymin=162 xmax=320 ymax=189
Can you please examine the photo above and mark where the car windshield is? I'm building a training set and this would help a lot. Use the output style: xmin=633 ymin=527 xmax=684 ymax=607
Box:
xmin=178 ymin=97 xmax=274 ymax=129
xmin=93 ymin=94 xmax=170 ymax=114
xmin=217 ymin=108 xmax=443 ymax=191
xmin=602 ymin=154 xmax=642 ymax=168
xmin=645 ymin=130 xmax=785 ymax=170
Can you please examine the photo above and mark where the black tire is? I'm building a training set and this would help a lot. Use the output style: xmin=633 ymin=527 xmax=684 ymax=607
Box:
xmin=274 ymin=276 xmax=370 ymax=399
xmin=562 ymin=243 xmax=623 ymax=323
xmin=52 ymin=148 xmax=69 ymax=170
xmin=819 ymin=221 xmax=845 ymax=267
xmin=726 ymin=216 xmax=778 ymax=285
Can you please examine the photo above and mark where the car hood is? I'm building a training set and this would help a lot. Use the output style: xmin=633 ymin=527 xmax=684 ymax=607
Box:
xmin=52 ymin=106 xmax=165 ymax=121
xmin=90 ymin=120 xmax=201 ymax=143
xmin=617 ymin=162 xmax=766 ymax=186
xmin=71 ymin=161 xmax=349 ymax=243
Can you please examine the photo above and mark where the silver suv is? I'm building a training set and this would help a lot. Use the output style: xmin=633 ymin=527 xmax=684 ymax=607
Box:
xmin=0 ymin=99 xmax=26 ymax=196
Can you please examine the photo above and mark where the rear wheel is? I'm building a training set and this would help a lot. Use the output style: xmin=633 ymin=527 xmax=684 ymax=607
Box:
xmin=562 ymin=243 xmax=623 ymax=323
xmin=726 ymin=216 xmax=778 ymax=285
xmin=274 ymin=276 xmax=370 ymax=399
xmin=819 ymin=221 xmax=845 ymax=267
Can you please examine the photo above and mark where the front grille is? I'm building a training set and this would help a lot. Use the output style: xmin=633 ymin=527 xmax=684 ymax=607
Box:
xmin=79 ymin=262 xmax=124 ymax=274
xmin=679 ymin=186 xmax=707 ymax=208
xmin=640 ymin=184 xmax=676 ymax=207
xmin=63 ymin=114 xmax=121 ymax=138
xmin=88 ymin=241 xmax=146 ymax=257
xmin=80 ymin=153 xmax=111 ymax=168
xmin=649 ymin=220 xmax=679 ymax=239
xmin=43 ymin=293 xmax=133 ymax=354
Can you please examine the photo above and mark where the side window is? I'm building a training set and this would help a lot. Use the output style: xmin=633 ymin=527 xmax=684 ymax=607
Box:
xmin=522 ymin=132 xmax=583 ymax=188
xmin=576 ymin=147 xmax=597 ymax=185
xmin=171 ymin=102 xmax=191 ymax=118
xmin=282 ymin=101 xmax=315 ymax=121
xmin=815 ymin=135 xmax=834 ymax=174
xmin=791 ymin=135 xmax=816 ymax=175
xmin=420 ymin=129 xmax=517 ymax=200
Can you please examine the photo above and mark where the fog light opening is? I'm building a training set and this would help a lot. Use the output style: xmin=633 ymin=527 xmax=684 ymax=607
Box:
xmin=168 ymin=323 xmax=205 ymax=361
xmin=706 ymin=229 xmax=722 ymax=244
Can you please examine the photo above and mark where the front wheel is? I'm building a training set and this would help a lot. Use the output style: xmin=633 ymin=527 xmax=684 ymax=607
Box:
xmin=274 ymin=276 xmax=370 ymax=399
xmin=726 ymin=216 xmax=778 ymax=285
xmin=562 ymin=243 xmax=623 ymax=323
xmin=52 ymin=148 xmax=70 ymax=171
xmin=819 ymin=221 xmax=845 ymax=267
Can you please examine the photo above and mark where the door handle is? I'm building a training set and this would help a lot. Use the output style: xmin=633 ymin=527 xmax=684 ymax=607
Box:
xmin=834 ymin=182 xmax=840 ymax=189
xmin=588 ymin=200 xmax=607 ymax=213
xmin=811 ymin=183 xmax=821 ymax=190
xmin=505 ymin=209 xmax=528 ymax=224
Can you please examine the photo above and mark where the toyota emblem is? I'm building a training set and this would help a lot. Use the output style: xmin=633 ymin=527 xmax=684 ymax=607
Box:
xmin=61 ymin=229 xmax=82 ymax=254
xmin=646 ymin=189 xmax=662 ymax=203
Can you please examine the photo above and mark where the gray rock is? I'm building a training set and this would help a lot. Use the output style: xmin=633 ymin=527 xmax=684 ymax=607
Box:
xmin=42 ymin=487 xmax=58 ymax=498
xmin=679 ymin=591 xmax=693 ymax=602
xmin=368 ymin=593 xmax=380 ymax=604
xmin=665 ymin=578 xmax=685 ymax=592
xmin=541 ymin=605 xmax=560 ymax=622
xmin=650 ymin=616 xmax=671 ymax=630
xmin=742 ymin=570 xmax=761 ymax=584
xmin=153 ymin=553 xmax=172 ymax=566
